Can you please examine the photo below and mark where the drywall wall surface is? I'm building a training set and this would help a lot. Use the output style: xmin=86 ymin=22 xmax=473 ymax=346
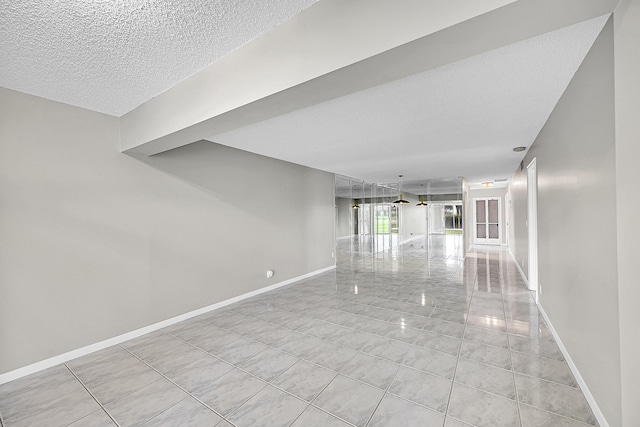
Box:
xmin=400 ymin=193 xmax=427 ymax=240
xmin=508 ymin=164 xmax=529 ymax=276
xmin=508 ymin=19 xmax=621 ymax=425
xmin=614 ymin=0 xmax=640 ymax=423
xmin=0 ymin=88 xmax=335 ymax=374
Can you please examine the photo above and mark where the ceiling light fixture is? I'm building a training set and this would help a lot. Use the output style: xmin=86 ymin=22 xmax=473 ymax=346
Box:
xmin=416 ymin=196 xmax=427 ymax=206
xmin=481 ymin=181 xmax=494 ymax=188
xmin=352 ymin=201 xmax=359 ymax=209
xmin=393 ymin=175 xmax=409 ymax=204
xmin=513 ymin=146 xmax=527 ymax=152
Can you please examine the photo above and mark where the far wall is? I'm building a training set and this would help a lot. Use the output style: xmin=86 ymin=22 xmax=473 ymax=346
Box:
xmin=469 ymin=187 xmax=508 ymax=246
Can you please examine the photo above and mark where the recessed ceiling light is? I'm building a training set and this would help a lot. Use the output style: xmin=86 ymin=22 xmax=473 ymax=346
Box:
xmin=513 ymin=146 xmax=527 ymax=152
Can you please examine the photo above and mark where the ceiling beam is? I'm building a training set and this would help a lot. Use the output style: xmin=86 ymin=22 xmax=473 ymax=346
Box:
xmin=121 ymin=0 xmax=617 ymax=157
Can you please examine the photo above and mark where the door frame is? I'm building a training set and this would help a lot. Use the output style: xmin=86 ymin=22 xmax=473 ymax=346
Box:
xmin=473 ymin=197 xmax=502 ymax=245
xmin=504 ymin=192 xmax=510 ymax=247
xmin=527 ymin=158 xmax=539 ymax=298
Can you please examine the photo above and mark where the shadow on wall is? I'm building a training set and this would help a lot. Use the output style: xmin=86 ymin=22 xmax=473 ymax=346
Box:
xmin=127 ymin=140 xmax=318 ymax=227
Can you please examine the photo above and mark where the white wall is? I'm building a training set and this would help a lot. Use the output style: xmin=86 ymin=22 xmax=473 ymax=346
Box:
xmin=508 ymin=19 xmax=621 ymax=425
xmin=614 ymin=0 xmax=640 ymax=423
xmin=0 ymin=88 xmax=335 ymax=375
xmin=400 ymin=193 xmax=427 ymax=240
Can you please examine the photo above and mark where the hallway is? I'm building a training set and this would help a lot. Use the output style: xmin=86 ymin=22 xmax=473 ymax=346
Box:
xmin=0 ymin=236 xmax=597 ymax=427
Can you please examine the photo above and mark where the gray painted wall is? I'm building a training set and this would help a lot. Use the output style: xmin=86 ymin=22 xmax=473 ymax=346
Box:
xmin=508 ymin=19 xmax=621 ymax=425
xmin=614 ymin=0 xmax=640 ymax=423
xmin=0 ymin=88 xmax=335 ymax=374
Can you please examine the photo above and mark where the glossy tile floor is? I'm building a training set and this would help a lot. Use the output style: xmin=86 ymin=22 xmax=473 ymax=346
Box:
xmin=0 ymin=235 xmax=599 ymax=427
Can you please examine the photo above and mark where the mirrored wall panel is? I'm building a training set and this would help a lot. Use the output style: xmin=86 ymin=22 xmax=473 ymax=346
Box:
xmin=335 ymin=175 xmax=464 ymax=265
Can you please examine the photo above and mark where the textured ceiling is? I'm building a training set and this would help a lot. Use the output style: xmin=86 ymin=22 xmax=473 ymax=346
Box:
xmin=0 ymin=0 xmax=319 ymax=116
xmin=209 ymin=15 xmax=608 ymax=186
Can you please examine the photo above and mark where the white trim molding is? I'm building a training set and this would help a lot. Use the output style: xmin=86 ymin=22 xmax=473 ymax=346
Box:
xmin=508 ymin=247 xmax=529 ymax=288
xmin=537 ymin=305 xmax=610 ymax=427
xmin=507 ymin=249 xmax=609 ymax=427
xmin=0 ymin=265 xmax=336 ymax=385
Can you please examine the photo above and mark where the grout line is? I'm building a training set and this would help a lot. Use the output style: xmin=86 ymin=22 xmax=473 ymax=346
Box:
xmin=64 ymin=364 xmax=122 ymax=427
xmin=442 ymin=259 xmax=476 ymax=426
xmin=13 ymin=239 xmax=548 ymax=427
xmin=119 ymin=345 xmax=235 ymax=424
xmin=148 ymin=324 xmax=370 ymax=425
xmin=503 ymin=285 xmax=524 ymax=427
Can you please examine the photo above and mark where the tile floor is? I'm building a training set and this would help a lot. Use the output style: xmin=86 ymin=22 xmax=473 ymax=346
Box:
xmin=0 ymin=235 xmax=598 ymax=427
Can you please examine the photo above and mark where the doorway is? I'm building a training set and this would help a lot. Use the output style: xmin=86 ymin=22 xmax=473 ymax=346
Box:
xmin=474 ymin=198 xmax=501 ymax=245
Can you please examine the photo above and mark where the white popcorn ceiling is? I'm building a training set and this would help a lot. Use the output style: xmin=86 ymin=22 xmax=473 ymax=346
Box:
xmin=0 ymin=0 xmax=319 ymax=116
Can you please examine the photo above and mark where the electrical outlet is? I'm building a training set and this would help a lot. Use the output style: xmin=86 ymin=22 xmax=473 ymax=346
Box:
xmin=539 ymin=284 xmax=542 ymax=295
xmin=266 ymin=270 xmax=274 ymax=279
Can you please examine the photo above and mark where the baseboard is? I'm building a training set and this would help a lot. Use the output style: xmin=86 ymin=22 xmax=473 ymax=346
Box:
xmin=537 ymin=305 xmax=609 ymax=427
xmin=0 ymin=265 xmax=336 ymax=385
xmin=506 ymin=249 xmax=609 ymax=427
xmin=507 ymin=247 xmax=529 ymax=288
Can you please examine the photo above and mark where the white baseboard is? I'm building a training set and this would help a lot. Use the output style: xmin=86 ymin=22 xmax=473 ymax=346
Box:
xmin=0 ymin=265 xmax=336 ymax=385
xmin=536 ymin=305 xmax=609 ymax=427
xmin=506 ymin=248 xmax=608 ymax=427
xmin=507 ymin=247 xmax=529 ymax=288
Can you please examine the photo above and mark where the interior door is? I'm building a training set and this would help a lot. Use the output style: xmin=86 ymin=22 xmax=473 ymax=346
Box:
xmin=475 ymin=198 xmax=501 ymax=245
